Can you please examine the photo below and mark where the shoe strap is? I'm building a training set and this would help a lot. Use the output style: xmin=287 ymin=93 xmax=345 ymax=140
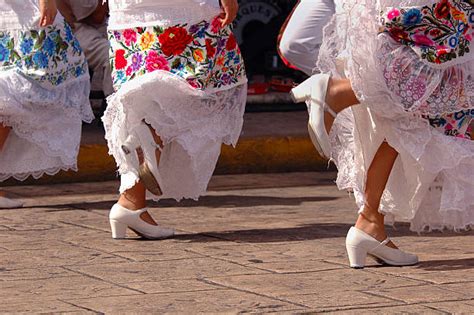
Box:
xmin=380 ymin=237 xmax=391 ymax=246
xmin=324 ymin=103 xmax=337 ymax=118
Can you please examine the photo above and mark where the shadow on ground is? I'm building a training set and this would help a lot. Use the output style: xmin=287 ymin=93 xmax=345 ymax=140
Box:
xmin=36 ymin=194 xmax=341 ymax=210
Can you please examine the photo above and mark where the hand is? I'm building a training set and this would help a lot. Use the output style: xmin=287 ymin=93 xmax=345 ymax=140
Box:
xmin=219 ymin=0 xmax=238 ymax=26
xmin=39 ymin=0 xmax=58 ymax=27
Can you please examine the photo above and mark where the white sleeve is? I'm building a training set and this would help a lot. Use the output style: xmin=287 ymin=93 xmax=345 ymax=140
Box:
xmin=193 ymin=0 xmax=220 ymax=9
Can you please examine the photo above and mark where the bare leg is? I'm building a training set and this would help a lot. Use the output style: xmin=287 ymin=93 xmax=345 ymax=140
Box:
xmin=325 ymin=78 xmax=360 ymax=133
xmin=0 ymin=124 xmax=10 ymax=151
xmin=0 ymin=124 xmax=11 ymax=197
xmin=117 ymin=124 xmax=163 ymax=226
xmin=355 ymin=142 xmax=399 ymax=249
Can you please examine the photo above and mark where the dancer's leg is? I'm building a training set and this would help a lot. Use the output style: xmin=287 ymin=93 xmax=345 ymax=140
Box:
xmin=325 ymin=78 xmax=360 ymax=132
xmin=355 ymin=142 xmax=399 ymax=249
xmin=117 ymin=125 xmax=164 ymax=226
xmin=0 ymin=124 xmax=10 ymax=150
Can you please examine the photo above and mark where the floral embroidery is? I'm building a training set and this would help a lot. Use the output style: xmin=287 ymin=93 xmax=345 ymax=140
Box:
xmin=0 ymin=20 xmax=87 ymax=86
xmin=109 ymin=18 xmax=246 ymax=91
xmin=427 ymin=108 xmax=474 ymax=139
xmin=381 ymin=0 xmax=474 ymax=64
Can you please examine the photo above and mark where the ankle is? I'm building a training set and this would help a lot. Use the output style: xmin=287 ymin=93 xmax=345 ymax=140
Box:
xmin=118 ymin=197 xmax=146 ymax=211
xmin=355 ymin=214 xmax=387 ymax=241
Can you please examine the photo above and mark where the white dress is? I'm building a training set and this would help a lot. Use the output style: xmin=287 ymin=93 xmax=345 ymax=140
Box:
xmin=318 ymin=0 xmax=474 ymax=231
xmin=0 ymin=0 xmax=93 ymax=181
xmin=102 ymin=0 xmax=248 ymax=200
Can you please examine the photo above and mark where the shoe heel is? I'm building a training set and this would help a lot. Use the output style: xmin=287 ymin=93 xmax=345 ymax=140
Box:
xmin=110 ymin=220 xmax=128 ymax=239
xmin=346 ymin=245 xmax=367 ymax=269
xmin=290 ymin=83 xmax=309 ymax=103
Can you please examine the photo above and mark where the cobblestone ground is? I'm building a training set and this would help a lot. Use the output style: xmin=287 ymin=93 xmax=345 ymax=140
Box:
xmin=1 ymin=172 xmax=473 ymax=314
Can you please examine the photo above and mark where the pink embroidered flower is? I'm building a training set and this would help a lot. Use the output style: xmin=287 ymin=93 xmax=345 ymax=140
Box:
xmin=387 ymin=9 xmax=400 ymax=20
xmin=123 ymin=29 xmax=137 ymax=46
xmin=145 ymin=51 xmax=170 ymax=72
xmin=412 ymin=33 xmax=435 ymax=47
xmin=126 ymin=66 xmax=133 ymax=76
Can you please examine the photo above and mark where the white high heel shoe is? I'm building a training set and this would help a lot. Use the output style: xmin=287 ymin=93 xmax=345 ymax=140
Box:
xmin=109 ymin=203 xmax=175 ymax=239
xmin=122 ymin=122 xmax=163 ymax=196
xmin=290 ymin=73 xmax=336 ymax=159
xmin=345 ymin=226 xmax=418 ymax=269
xmin=0 ymin=196 xmax=24 ymax=209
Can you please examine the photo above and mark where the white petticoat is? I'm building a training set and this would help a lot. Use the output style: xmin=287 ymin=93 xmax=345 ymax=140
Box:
xmin=0 ymin=71 xmax=93 ymax=181
xmin=102 ymin=71 xmax=247 ymax=201
xmin=318 ymin=0 xmax=474 ymax=232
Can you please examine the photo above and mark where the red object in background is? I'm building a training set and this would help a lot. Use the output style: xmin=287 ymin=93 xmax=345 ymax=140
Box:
xmin=276 ymin=1 xmax=302 ymax=72
xmin=269 ymin=76 xmax=295 ymax=93
xmin=248 ymin=82 xmax=270 ymax=95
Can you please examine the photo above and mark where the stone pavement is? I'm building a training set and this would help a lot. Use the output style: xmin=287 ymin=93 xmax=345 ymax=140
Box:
xmin=1 ymin=172 xmax=474 ymax=314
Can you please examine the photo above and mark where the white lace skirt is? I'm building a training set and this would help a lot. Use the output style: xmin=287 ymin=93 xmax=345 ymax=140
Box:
xmin=103 ymin=71 xmax=247 ymax=201
xmin=0 ymin=17 xmax=93 ymax=181
xmin=318 ymin=0 xmax=474 ymax=232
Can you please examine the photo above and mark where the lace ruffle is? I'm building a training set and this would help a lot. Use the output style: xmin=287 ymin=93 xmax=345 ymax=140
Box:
xmin=102 ymin=70 xmax=247 ymax=201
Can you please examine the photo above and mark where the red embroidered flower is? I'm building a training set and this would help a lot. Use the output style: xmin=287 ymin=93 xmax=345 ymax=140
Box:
xmin=429 ymin=28 xmax=442 ymax=37
xmin=115 ymin=49 xmax=127 ymax=70
xmin=205 ymin=39 xmax=216 ymax=58
xmin=145 ymin=51 xmax=170 ymax=72
xmin=122 ymin=29 xmax=137 ymax=45
xmin=389 ymin=27 xmax=410 ymax=42
xmin=211 ymin=17 xmax=222 ymax=33
xmin=126 ymin=66 xmax=132 ymax=76
xmin=434 ymin=0 xmax=451 ymax=19
xmin=158 ymin=27 xmax=193 ymax=56
xmin=225 ymin=34 xmax=237 ymax=51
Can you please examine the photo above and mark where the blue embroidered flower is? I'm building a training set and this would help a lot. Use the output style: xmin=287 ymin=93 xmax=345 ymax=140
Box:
xmin=75 ymin=65 xmax=84 ymax=77
xmin=42 ymin=36 xmax=57 ymax=56
xmin=0 ymin=32 xmax=10 ymax=46
xmin=72 ymin=38 xmax=82 ymax=54
xmin=20 ymin=38 xmax=34 ymax=55
xmin=115 ymin=70 xmax=125 ymax=83
xmin=449 ymin=36 xmax=459 ymax=48
xmin=0 ymin=43 xmax=11 ymax=62
xmin=65 ymin=24 xmax=74 ymax=42
xmin=403 ymin=8 xmax=423 ymax=26
xmin=32 ymin=51 xmax=49 ymax=68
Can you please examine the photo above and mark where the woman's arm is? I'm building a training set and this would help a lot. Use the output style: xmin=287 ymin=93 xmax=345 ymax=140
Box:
xmin=219 ymin=0 xmax=238 ymax=26
xmin=81 ymin=0 xmax=109 ymax=25
xmin=39 ymin=0 xmax=58 ymax=27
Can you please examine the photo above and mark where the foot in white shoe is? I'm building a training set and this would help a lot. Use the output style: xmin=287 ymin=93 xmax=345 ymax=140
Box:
xmin=109 ymin=203 xmax=174 ymax=240
xmin=0 ymin=196 xmax=24 ymax=209
xmin=290 ymin=73 xmax=337 ymax=159
xmin=345 ymin=226 xmax=418 ymax=269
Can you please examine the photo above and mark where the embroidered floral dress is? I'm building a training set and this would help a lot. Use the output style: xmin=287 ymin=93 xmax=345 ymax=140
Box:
xmin=102 ymin=0 xmax=247 ymax=200
xmin=0 ymin=0 xmax=93 ymax=181
xmin=317 ymin=0 xmax=474 ymax=231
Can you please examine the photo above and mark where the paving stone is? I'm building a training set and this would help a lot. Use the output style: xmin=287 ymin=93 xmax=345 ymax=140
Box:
xmin=68 ymin=257 xmax=270 ymax=284
xmin=422 ymin=300 xmax=474 ymax=314
xmin=65 ymin=289 xmax=303 ymax=313
xmin=126 ymin=279 xmax=221 ymax=294
xmin=327 ymin=304 xmax=446 ymax=314
xmin=0 ymin=245 xmax=128 ymax=270
xmin=281 ymin=290 xmax=401 ymax=311
xmin=0 ymin=267 xmax=74 ymax=281
xmin=364 ymin=284 xmax=471 ymax=304
xmin=0 ymin=276 xmax=140 ymax=301
xmin=0 ymin=299 xmax=91 ymax=314
xmin=206 ymin=269 xmax=424 ymax=298
xmin=1 ymin=174 xmax=473 ymax=313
